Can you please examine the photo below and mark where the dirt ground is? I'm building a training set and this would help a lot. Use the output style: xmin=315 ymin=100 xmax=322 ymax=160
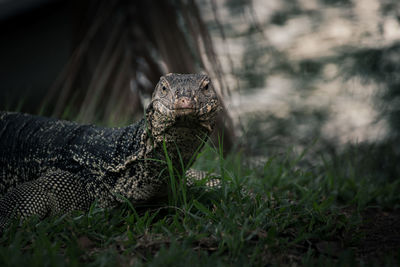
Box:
xmin=357 ymin=208 xmax=400 ymax=261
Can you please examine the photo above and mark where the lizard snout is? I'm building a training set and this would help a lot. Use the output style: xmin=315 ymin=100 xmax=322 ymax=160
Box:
xmin=174 ymin=97 xmax=194 ymax=110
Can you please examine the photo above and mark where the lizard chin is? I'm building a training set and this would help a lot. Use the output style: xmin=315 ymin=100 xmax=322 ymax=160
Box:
xmin=149 ymin=100 xmax=218 ymax=136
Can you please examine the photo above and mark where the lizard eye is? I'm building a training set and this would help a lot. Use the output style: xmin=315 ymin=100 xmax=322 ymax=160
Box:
xmin=160 ymin=85 xmax=169 ymax=95
xmin=203 ymin=84 xmax=209 ymax=90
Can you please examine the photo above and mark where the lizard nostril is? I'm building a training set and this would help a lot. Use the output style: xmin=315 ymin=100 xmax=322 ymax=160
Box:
xmin=176 ymin=97 xmax=193 ymax=109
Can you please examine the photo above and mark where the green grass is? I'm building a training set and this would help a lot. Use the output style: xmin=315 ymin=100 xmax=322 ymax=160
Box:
xmin=1 ymin=141 xmax=399 ymax=266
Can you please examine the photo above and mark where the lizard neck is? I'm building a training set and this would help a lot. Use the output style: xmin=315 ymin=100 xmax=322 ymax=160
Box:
xmin=109 ymin=107 xmax=209 ymax=203
xmin=144 ymin=105 xmax=210 ymax=170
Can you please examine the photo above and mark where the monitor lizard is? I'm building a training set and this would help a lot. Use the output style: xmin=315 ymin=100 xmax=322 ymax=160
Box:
xmin=0 ymin=73 xmax=221 ymax=229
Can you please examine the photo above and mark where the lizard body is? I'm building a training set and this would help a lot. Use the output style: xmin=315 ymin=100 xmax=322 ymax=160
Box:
xmin=0 ymin=73 xmax=220 ymax=229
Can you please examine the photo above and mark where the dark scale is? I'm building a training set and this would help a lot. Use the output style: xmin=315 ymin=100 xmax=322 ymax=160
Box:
xmin=0 ymin=73 xmax=221 ymax=229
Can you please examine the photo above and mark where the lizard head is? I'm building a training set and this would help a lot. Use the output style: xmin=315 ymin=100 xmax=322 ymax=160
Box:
xmin=149 ymin=73 xmax=221 ymax=134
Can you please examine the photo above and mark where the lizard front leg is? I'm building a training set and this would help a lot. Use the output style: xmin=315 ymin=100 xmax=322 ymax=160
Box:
xmin=0 ymin=170 xmax=93 ymax=230
xmin=185 ymin=169 xmax=221 ymax=188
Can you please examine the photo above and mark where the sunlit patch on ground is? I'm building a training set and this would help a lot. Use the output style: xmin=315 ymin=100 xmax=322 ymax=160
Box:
xmin=203 ymin=0 xmax=400 ymax=147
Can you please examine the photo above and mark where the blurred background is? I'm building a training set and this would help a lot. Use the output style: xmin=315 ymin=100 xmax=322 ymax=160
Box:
xmin=1 ymin=0 xmax=400 ymax=177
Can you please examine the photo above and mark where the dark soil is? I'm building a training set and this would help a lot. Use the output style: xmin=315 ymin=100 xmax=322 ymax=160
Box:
xmin=357 ymin=208 xmax=400 ymax=262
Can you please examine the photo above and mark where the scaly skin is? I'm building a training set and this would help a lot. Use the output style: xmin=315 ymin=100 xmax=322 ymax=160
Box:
xmin=0 ymin=73 xmax=220 ymax=229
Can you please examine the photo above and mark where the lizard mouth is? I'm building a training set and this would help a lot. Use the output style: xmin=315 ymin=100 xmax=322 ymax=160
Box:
xmin=173 ymin=108 xmax=196 ymax=116
xmin=151 ymin=101 xmax=216 ymax=133
xmin=152 ymin=100 xmax=219 ymax=121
